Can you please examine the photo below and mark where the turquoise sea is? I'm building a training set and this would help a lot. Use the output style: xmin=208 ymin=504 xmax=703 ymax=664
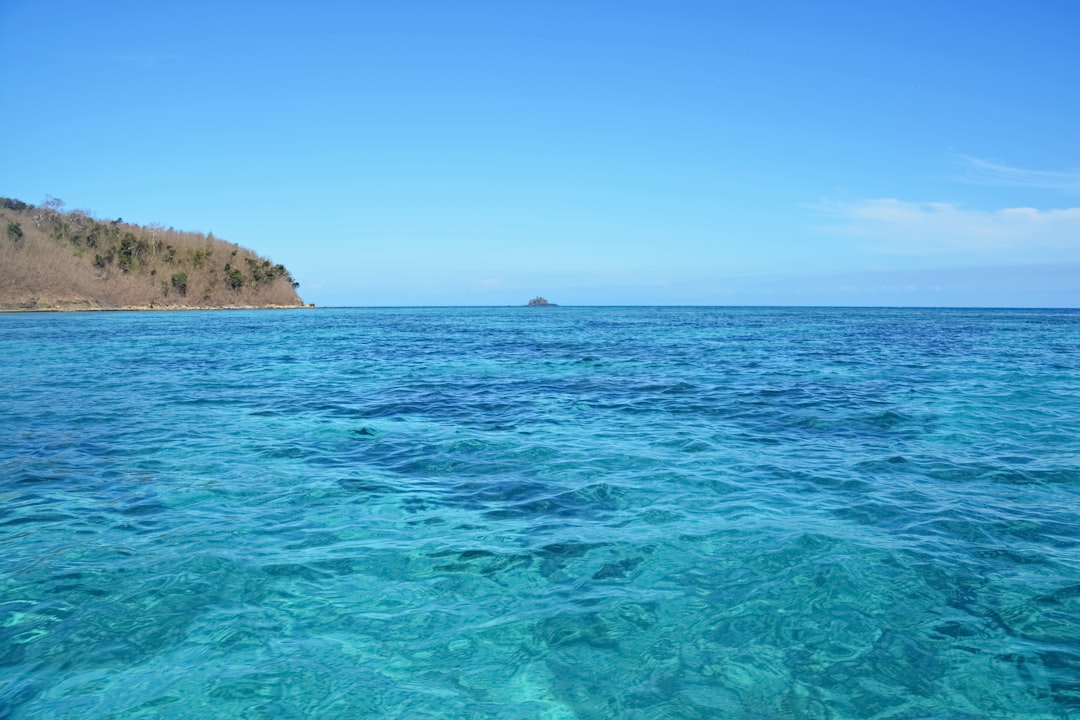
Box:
xmin=1 ymin=307 xmax=1078 ymax=719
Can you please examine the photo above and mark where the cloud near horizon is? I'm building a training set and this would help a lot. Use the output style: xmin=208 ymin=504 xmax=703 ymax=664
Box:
xmin=813 ymin=198 xmax=1080 ymax=257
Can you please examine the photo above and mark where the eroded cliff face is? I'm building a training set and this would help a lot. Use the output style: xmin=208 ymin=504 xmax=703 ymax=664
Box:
xmin=1 ymin=197 xmax=304 ymax=311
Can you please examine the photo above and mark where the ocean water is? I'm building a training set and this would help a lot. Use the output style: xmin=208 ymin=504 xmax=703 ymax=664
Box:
xmin=1 ymin=307 xmax=1078 ymax=719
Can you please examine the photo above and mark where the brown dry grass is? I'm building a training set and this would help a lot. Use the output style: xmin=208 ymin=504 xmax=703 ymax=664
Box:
xmin=0 ymin=198 xmax=304 ymax=310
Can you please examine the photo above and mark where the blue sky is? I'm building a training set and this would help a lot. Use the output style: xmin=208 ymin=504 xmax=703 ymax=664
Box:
xmin=2 ymin=1 xmax=1078 ymax=306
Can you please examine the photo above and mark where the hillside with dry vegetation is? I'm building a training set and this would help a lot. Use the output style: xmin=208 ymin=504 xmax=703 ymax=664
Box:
xmin=0 ymin=196 xmax=304 ymax=311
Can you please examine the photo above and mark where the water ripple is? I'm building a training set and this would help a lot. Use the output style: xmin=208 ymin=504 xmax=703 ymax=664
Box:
xmin=1 ymin=307 xmax=1079 ymax=718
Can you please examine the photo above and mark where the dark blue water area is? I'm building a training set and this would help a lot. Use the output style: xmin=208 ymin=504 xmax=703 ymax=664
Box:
xmin=1 ymin=307 xmax=1078 ymax=718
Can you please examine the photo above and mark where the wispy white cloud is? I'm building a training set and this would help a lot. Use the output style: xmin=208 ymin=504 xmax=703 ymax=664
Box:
xmin=111 ymin=53 xmax=177 ymax=69
xmin=959 ymin=156 xmax=1080 ymax=195
xmin=61 ymin=52 xmax=179 ymax=70
xmin=813 ymin=198 xmax=1080 ymax=256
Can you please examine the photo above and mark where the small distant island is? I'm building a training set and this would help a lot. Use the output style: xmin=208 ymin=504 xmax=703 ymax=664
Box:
xmin=0 ymin=196 xmax=305 ymax=311
xmin=527 ymin=296 xmax=558 ymax=307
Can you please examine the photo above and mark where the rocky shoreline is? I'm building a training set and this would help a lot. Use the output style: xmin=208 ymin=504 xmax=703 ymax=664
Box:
xmin=0 ymin=301 xmax=314 ymax=313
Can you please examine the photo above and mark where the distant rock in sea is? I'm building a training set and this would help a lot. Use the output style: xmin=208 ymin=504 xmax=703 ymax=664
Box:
xmin=527 ymin=296 xmax=557 ymax=307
